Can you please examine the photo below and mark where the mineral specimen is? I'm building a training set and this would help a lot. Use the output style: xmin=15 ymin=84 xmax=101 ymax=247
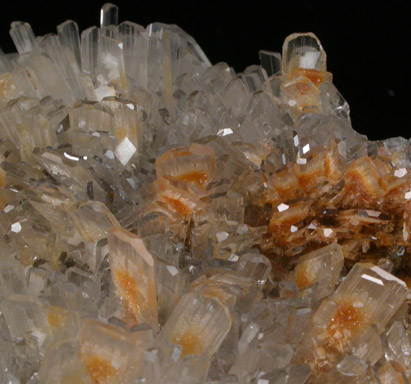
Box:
xmin=0 ymin=4 xmax=410 ymax=384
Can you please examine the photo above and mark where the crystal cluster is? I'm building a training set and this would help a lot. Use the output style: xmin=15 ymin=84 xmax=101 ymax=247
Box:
xmin=0 ymin=4 xmax=410 ymax=384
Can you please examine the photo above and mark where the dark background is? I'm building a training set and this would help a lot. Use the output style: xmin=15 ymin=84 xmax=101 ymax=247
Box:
xmin=1 ymin=0 xmax=409 ymax=141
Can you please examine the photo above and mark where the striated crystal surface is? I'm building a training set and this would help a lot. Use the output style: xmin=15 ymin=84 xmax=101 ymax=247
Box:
xmin=0 ymin=4 xmax=410 ymax=384
xmin=108 ymin=227 xmax=158 ymax=329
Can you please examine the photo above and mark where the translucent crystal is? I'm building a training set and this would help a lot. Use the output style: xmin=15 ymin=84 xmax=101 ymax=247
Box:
xmin=155 ymin=259 xmax=189 ymax=325
xmin=0 ymin=257 xmax=26 ymax=298
xmin=384 ymin=321 xmax=411 ymax=376
xmin=108 ymin=227 xmax=158 ymax=329
xmin=80 ymin=26 xmax=100 ymax=81
xmin=296 ymin=263 xmax=408 ymax=373
xmin=235 ymin=252 xmax=271 ymax=286
xmin=38 ymin=339 xmax=89 ymax=384
xmin=100 ymin=3 xmax=119 ymax=28
xmin=57 ymin=20 xmax=82 ymax=69
xmin=9 ymin=21 xmax=38 ymax=54
xmin=155 ymin=143 xmax=216 ymax=192
xmin=259 ymin=50 xmax=281 ymax=77
xmin=293 ymin=242 xmax=344 ymax=299
xmin=378 ymin=361 xmax=409 ymax=384
xmin=160 ymin=292 xmax=232 ymax=359
xmin=80 ymin=319 xmax=145 ymax=383
xmin=1 ymin=6 xmax=411 ymax=384
xmin=0 ymin=73 xmax=22 ymax=107
xmin=0 ymin=294 xmax=49 ymax=343
xmin=282 ymin=32 xmax=328 ymax=81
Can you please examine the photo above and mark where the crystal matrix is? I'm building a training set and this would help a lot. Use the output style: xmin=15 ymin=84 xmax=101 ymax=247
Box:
xmin=0 ymin=5 xmax=410 ymax=384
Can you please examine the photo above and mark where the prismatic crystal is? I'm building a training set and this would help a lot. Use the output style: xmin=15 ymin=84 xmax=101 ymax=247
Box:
xmin=0 ymin=4 xmax=410 ymax=384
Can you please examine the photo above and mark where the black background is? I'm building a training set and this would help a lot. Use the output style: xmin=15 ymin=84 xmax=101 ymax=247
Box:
xmin=0 ymin=0 xmax=409 ymax=141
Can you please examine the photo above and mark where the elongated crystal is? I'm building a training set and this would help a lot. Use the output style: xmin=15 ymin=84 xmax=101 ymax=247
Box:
xmin=108 ymin=227 xmax=158 ymax=329
xmin=100 ymin=3 xmax=119 ymax=28
xmin=0 ymin=294 xmax=49 ymax=343
xmin=98 ymin=35 xmax=127 ymax=89
xmin=38 ymin=339 xmax=90 ymax=384
xmin=1 ymin=6 xmax=411 ymax=384
xmin=282 ymin=32 xmax=327 ymax=80
xmin=80 ymin=319 xmax=145 ymax=384
xmin=293 ymin=242 xmax=344 ymax=299
xmin=57 ymin=20 xmax=82 ymax=69
xmin=160 ymin=292 xmax=232 ymax=359
xmin=295 ymin=263 xmax=408 ymax=373
xmin=9 ymin=21 xmax=38 ymax=54
xmin=259 ymin=50 xmax=281 ymax=77
xmin=155 ymin=143 xmax=216 ymax=192
xmin=378 ymin=361 xmax=409 ymax=384
xmin=0 ymin=257 xmax=26 ymax=297
xmin=81 ymin=26 xmax=100 ymax=81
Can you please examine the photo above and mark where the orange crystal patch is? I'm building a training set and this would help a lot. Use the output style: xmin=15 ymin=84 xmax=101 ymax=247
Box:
xmin=291 ymin=68 xmax=332 ymax=87
xmin=269 ymin=201 xmax=312 ymax=235
xmin=173 ymin=329 xmax=204 ymax=358
xmin=294 ymin=264 xmax=314 ymax=290
xmin=114 ymin=269 xmax=141 ymax=319
xmin=47 ymin=307 xmax=67 ymax=330
xmin=174 ymin=170 xmax=210 ymax=189
xmin=325 ymin=300 xmax=368 ymax=352
xmin=82 ymin=355 xmax=118 ymax=384
xmin=162 ymin=195 xmax=193 ymax=216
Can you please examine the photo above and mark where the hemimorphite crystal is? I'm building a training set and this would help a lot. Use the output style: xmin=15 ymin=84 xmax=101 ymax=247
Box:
xmin=0 ymin=3 xmax=410 ymax=384
xmin=108 ymin=227 xmax=158 ymax=329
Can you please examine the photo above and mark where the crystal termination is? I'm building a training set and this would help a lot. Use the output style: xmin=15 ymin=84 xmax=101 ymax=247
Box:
xmin=0 ymin=4 xmax=410 ymax=384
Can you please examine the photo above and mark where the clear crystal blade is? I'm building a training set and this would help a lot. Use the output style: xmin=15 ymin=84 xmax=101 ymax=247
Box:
xmin=57 ymin=20 xmax=82 ymax=69
xmin=259 ymin=50 xmax=282 ymax=77
xmin=80 ymin=319 xmax=145 ymax=383
xmin=80 ymin=26 xmax=100 ymax=82
xmin=100 ymin=3 xmax=119 ymax=28
xmin=97 ymin=35 xmax=127 ymax=90
xmin=9 ymin=21 xmax=38 ymax=54
xmin=108 ymin=227 xmax=158 ymax=330
xmin=160 ymin=292 xmax=232 ymax=359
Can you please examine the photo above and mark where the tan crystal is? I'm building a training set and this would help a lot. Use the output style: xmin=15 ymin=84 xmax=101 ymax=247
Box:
xmin=155 ymin=143 xmax=216 ymax=192
xmin=293 ymin=242 xmax=344 ymax=299
xmin=378 ymin=361 xmax=409 ymax=384
xmin=80 ymin=319 xmax=145 ymax=384
xmin=295 ymin=263 xmax=408 ymax=374
xmin=160 ymin=292 xmax=232 ymax=359
xmin=108 ymin=227 xmax=158 ymax=329
xmin=0 ymin=73 xmax=21 ymax=107
xmin=282 ymin=32 xmax=327 ymax=80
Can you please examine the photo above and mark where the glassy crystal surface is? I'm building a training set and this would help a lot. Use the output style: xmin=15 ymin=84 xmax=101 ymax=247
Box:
xmin=0 ymin=5 xmax=410 ymax=384
xmin=295 ymin=263 xmax=408 ymax=374
xmin=160 ymin=292 xmax=232 ymax=366
xmin=293 ymin=242 xmax=344 ymax=299
xmin=80 ymin=318 xmax=145 ymax=383
xmin=108 ymin=227 xmax=158 ymax=329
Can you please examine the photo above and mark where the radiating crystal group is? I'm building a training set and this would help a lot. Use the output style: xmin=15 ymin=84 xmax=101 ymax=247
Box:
xmin=0 ymin=4 xmax=410 ymax=384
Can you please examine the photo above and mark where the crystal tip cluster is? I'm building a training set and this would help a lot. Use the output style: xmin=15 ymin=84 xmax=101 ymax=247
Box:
xmin=0 ymin=3 xmax=410 ymax=384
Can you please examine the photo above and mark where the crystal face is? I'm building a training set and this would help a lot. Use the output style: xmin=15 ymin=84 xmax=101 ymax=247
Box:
xmin=0 ymin=4 xmax=410 ymax=384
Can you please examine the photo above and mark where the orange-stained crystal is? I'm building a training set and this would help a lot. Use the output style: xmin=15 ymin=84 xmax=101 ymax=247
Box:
xmin=173 ymin=171 xmax=210 ymax=189
xmin=173 ymin=329 xmax=204 ymax=358
xmin=161 ymin=196 xmax=194 ymax=216
xmin=290 ymin=68 xmax=332 ymax=87
xmin=47 ymin=307 xmax=68 ymax=331
xmin=82 ymin=355 xmax=118 ymax=384
xmin=343 ymin=157 xmax=386 ymax=205
xmin=294 ymin=264 xmax=313 ymax=290
xmin=269 ymin=200 xmax=312 ymax=235
xmin=114 ymin=269 xmax=141 ymax=321
xmin=325 ymin=300 xmax=369 ymax=353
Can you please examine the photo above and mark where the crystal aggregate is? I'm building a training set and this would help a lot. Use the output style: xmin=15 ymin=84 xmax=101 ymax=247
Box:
xmin=0 ymin=4 xmax=411 ymax=384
